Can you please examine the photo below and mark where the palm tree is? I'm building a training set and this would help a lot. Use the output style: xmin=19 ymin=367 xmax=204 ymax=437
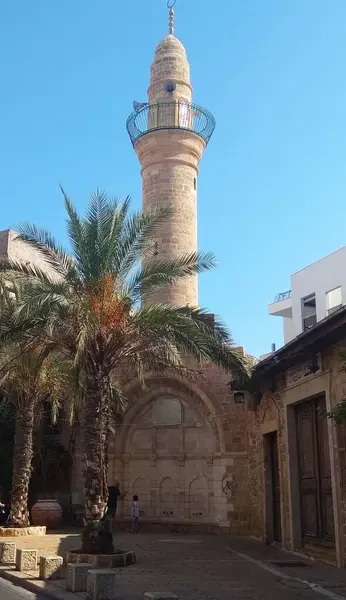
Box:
xmin=0 ymin=345 xmax=73 ymax=527
xmin=0 ymin=189 xmax=249 ymax=525
xmin=0 ymin=281 xmax=78 ymax=528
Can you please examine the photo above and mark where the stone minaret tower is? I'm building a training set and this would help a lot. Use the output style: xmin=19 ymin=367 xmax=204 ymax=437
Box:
xmin=127 ymin=1 xmax=215 ymax=306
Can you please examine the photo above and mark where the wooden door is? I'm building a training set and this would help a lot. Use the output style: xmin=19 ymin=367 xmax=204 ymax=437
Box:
xmin=295 ymin=397 xmax=335 ymax=545
xmin=269 ymin=432 xmax=282 ymax=542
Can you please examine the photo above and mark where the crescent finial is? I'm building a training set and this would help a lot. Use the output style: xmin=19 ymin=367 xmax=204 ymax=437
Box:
xmin=167 ymin=0 xmax=177 ymax=35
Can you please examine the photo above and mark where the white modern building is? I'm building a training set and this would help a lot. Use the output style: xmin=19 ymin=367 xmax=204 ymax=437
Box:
xmin=269 ymin=246 xmax=346 ymax=345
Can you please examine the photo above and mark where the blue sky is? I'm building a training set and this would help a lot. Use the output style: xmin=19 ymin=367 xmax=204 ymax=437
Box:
xmin=1 ymin=0 xmax=346 ymax=357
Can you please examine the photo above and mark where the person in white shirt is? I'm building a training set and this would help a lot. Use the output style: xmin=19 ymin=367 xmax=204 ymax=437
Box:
xmin=131 ymin=495 xmax=140 ymax=532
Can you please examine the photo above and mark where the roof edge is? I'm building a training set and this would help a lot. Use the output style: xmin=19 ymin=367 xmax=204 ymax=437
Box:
xmin=255 ymin=305 xmax=346 ymax=378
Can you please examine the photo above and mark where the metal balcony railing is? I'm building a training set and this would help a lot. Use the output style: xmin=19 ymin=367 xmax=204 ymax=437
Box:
xmin=126 ymin=101 xmax=216 ymax=146
xmin=273 ymin=290 xmax=292 ymax=303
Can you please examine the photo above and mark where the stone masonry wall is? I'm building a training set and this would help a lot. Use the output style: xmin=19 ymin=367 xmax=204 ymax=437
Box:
xmin=326 ymin=343 xmax=346 ymax=564
xmin=148 ymin=35 xmax=192 ymax=105
xmin=246 ymin=375 xmax=289 ymax=544
xmin=247 ymin=340 xmax=346 ymax=565
xmin=135 ymin=129 xmax=205 ymax=307
xmin=102 ymin=354 xmax=250 ymax=534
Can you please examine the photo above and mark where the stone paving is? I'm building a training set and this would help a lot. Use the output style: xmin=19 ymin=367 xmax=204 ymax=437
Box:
xmin=3 ymin=531 xmax=346 ymax=599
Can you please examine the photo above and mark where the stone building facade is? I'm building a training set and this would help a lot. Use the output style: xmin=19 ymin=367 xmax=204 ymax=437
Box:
xmin=0 ymin=17 xmax=252 ymax=534
xmin=4 ymin=15 xmax=346 ymax=561
xmin=248 ymin=307 xmax=346 ymax=566
xmin=70 ymin=359 xmax=250 ymax=534
xmin=69 ymin=11 xmax=250 ymax=533
xmin=5 ymin=10 xmax=346 ymax=563
xmin=110 ymin=361 xmax=249 ymax=533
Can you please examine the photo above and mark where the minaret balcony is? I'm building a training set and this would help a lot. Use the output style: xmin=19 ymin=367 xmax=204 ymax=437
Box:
xmin=126 ymin=101 xmax=215 ymax=147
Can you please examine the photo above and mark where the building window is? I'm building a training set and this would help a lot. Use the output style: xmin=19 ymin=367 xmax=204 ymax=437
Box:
xmin=326 ymin=286 xmax=342 ymax=316
xmin=301 ymin=293 xmax=317 ymax=331
xmin=234 ymin=392 xmax=245 ymax=404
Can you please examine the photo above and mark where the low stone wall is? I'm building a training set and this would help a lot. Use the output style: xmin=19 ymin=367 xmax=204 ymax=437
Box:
xmin=65 ymin=550 xmax=136 ymax=568
xmin=0 ymin=527 xmax=46 ymax=538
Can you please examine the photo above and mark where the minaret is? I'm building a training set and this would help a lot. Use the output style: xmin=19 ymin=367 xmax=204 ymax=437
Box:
xmin=127 ymin=1 xmax=215 ymax=306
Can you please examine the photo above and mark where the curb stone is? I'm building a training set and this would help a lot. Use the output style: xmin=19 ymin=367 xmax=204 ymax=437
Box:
xmin=0 ymin=567 xmax=78 ymax=600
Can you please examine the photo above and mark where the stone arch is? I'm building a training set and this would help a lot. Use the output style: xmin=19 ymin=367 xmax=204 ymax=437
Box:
xmin=112 ymin=373 xmax=224 ymax=525
xmin=116 ymin=373 xmax=224 ymax=455
xmin=188 ymin=477 xmax=208 ymax=518
xmin=259 ymin=393 xmax=280 ymax=424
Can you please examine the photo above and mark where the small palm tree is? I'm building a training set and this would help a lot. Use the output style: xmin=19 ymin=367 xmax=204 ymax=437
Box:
xmin=0 ymin=189 xmax=249 ymax=525
xmin=0 ymin=345 xmax=73 ymax=527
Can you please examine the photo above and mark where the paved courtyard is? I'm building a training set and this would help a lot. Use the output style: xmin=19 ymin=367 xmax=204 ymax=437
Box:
xmin=3 ymin=531 xmax=346 ymax=599
xmin=110 ymin=533 xmax=346 ymax=600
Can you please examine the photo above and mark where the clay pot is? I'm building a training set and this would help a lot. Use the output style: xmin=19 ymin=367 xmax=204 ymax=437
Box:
xmin=31 ymin=499 xmax=62 ymax=529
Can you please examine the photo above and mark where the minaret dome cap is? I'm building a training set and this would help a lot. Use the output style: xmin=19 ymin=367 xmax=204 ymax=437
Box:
xmin=154 ymin=33 xmax=186 ymax=55
xmin=149 ymin=34 xmax=191 ymax=103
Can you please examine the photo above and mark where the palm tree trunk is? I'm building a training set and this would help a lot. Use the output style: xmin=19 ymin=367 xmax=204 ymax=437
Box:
xmin=83 ymin=374 xmax=109 ymax=522
xmin=7 ymin=401 xmax=35 ymax=528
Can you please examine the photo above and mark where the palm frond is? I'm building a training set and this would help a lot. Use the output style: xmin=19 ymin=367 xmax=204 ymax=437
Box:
xmin=85 ymin=189 xmax=112 ymax=280
xmin=114 ymin=206 xmax=174 ymax=280
xmin=109 ymin=376 xmax=128 ymax=417
xmin=103 ymin=195 xmax=130 ymax=273
xmin=61 ymin=186 xmax=89 ymax=281
xmin=127 ymin=252 xmax=216 ymax=301
xmin=15 ymin=224 xmax=75 ymax=279
xmin=0 ymin=257 xmax=59 ymax=285
xmin=127 ymin=304 xmax=248 ymax=377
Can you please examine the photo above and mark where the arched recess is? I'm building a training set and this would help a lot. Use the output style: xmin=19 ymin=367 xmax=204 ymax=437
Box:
xmin=189 ymin=477 xmax=208 ymax=518
xmin=160 ymin=477 xmax=176 ymax=518
xmin=116 ymin=373 xmax=224 ymax=455
xmin=111 ymin=374 xmax=223 ymax=524
xmin=259 ymin=393 xmax=280 ymax=425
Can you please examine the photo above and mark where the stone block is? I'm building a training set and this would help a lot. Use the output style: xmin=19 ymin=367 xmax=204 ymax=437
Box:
xmin=39 ymin=555 xmax=64 ymax=580
xmin=67 ymin=563 xmax=92 ymax=592
xmin=144 ymin=594 xmax=178 ymax=600
xmin=87 ymin=569 xmax=117 ymax=600
xmin=90 ymin=555 xmax=112 ymax=569
xmin=16 ymin=548 xmax=37 ymax=572
xmin=64 ymin=551 xmax=79 ymax=565
xmin=0 ymin=542 xmax=16 ymax=564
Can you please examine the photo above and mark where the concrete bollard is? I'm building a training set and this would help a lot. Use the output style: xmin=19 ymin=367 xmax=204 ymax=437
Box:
xmin=67 ymin=563 xmax=92 ymax=592
xmin=39 ymin=555 xmax=64 ymax=580
xmin=0 ymin=542 xmax=16 ymax=564
xmin=16 ymin=549 xmax=37 ymax=572
xmin=87 ymin=569 xmax=117 ymax=600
